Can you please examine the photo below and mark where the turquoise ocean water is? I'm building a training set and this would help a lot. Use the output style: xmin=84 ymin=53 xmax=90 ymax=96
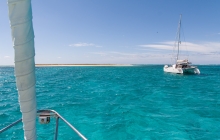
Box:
xmin=0 ymin=65 xmax=220 ymax=140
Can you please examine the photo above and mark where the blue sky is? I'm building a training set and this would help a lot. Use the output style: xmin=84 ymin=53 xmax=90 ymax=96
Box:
xmin=0 ymin=0 xmax=220 ymax=65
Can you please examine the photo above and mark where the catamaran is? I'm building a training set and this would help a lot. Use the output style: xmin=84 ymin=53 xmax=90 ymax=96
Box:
xmin=163 ymin=15 xmax=200 ymax=74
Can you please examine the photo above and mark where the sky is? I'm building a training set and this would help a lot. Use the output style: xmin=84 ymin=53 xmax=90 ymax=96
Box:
xmin=0 ymin=0 xmax=220 ymax=65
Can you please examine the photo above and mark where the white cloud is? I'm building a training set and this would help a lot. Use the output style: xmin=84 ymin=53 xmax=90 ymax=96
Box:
xmin=90 ymin=51 xmax=170 ymax=60
xmin=57 ymin=57 xmax=61 ymax=59
xmin=76 ymin=47 xmax=220 ymax=64
xmin=76 ymin=41 xmax=220 ymax=64
xmin=90 ymin=52 xmax=107 ymax=56
xmin=139 ymin=41 xmax=220 ymax=54
xmin=69 ymin=43 xmax=102 ymax=48
xmin=4 ymin=56 xmax=10 ymax=58
xmin=137 ymin=41 xmax=220 ymax=64
xmin=139 ymin=41 xmax=174 ymax=51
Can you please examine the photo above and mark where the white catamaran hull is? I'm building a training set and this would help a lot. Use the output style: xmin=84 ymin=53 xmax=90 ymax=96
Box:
xmin=164 ymin=65 xmax=200 ymax=74
xmin=163 ymin=15 xmax=200 ymax=75
xmin=182 ymin=67 xmax=200 ymax=74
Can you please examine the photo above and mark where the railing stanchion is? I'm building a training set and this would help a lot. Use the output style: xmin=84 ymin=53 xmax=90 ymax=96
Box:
xmin=54 ymin=116 xmax=59 ymax=140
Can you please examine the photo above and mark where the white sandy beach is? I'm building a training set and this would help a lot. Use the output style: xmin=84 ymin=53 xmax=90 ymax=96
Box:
xmin=35 ymin=64 xmax=133 ymax=67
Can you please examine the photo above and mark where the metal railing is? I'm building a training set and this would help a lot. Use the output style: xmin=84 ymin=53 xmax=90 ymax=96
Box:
xmin=0 ymin=110 xmax=87 ymax=140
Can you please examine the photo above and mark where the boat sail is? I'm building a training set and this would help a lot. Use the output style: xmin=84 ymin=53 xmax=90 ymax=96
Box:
xmin=2 ymin=0 xmax=87 ymax=139
xmin=7 ymin=0 xmax=37 ymax=139
xmin=163 ymin=15 xmax=200 ymax=74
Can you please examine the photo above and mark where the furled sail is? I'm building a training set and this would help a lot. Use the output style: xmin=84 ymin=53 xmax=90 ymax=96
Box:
xmin=7 ymin=0 xmax=37 ymax=139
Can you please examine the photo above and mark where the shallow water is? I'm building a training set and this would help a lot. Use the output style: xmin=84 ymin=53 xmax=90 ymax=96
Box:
xmin=0 ymin=65 xmax=220 ymax=139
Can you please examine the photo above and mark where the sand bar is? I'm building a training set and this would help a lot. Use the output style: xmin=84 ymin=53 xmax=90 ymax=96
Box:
xmin=35 ymin=64 xmax=133 ymax=67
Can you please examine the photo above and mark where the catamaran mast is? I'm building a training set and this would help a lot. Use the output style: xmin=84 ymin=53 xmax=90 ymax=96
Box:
xmin=177 ymin=14 xmax=182 ymax=61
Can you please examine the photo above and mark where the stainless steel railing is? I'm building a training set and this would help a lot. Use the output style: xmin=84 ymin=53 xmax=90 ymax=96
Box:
xmin=0 ymin=110 xmax=87 ymax=140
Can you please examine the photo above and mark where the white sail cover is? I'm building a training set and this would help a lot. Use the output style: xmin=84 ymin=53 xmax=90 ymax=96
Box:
xmin=7 ymin=0 xmax=37 ymax=139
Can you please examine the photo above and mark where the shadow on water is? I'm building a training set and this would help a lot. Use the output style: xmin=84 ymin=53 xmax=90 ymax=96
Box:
xmin=163 ymin=72 xmax=193 ymax=77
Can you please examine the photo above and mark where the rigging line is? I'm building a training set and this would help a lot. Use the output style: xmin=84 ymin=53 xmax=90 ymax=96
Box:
xmin=172 ymin=16 xmax=180 ymax=63
xmin=181 ymin=21 xmax=189 ymax=60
